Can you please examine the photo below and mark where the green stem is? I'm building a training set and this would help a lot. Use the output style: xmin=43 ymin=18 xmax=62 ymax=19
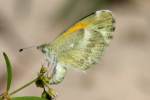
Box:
xmin=9 ymin=77 xmax=38 ymax=96
xmin=0 ymin=95 xmax=2 ymax=100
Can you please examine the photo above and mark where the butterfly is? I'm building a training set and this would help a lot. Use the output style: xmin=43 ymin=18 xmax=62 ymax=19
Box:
xmin=37 ymin=10 xmax=115 ymax=85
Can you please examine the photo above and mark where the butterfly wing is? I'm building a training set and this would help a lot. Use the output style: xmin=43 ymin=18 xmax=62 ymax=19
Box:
xmin=51 ymin=10 xmax=115 ymax=70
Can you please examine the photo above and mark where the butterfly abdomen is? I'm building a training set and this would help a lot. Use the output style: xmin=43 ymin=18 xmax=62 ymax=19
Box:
xmin=50 ymin=63 xmax=68 ymax=84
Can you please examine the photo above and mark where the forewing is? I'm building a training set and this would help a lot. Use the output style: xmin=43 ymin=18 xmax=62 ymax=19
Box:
xmin=58 ymin=30 xmax=106 ymax=70
xmin=52 ymin=10 xmax=115 ymax=70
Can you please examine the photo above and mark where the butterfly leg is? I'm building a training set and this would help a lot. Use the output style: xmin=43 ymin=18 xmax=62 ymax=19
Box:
xmin=47 ymin=55 xmax=57 ymax=77
xmin=49 ymin=56 xmax=57 ymax=76
xmin=46 ymin=62 xmax=51 ymax=76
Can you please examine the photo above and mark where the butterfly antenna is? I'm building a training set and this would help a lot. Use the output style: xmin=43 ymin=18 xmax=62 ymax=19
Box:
xmin=19 ymin=45 xmax=36 ymax=52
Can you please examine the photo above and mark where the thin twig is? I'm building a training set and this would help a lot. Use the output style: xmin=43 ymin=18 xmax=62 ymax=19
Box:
xmin=9 ymin=77 xmax=38 ymax=96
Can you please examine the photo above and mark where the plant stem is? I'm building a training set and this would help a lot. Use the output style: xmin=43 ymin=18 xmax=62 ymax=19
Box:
xmin=0 ymin=94 xmax=2 ymax=99
xmin=9 ymin=77 xmax=38 ymax=96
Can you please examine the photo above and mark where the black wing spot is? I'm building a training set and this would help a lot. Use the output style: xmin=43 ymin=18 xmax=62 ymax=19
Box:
xmin=108 ymin=35 xmax=113 ymax=39
xmin=112 ymin=18 xmax=115 ymax=23
xmin=98 ymin=26 xmax=103 ymax=29
xmin=112 ymin=26 xmax=115 ymax=31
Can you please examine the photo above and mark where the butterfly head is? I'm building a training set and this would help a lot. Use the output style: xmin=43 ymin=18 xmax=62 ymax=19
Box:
xmin=37 ymin=43 xmax=52 ymax=54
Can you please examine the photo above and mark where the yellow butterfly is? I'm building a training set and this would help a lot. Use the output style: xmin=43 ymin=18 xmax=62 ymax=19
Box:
xmin=37 ymin=10 xmax=115 ymax=85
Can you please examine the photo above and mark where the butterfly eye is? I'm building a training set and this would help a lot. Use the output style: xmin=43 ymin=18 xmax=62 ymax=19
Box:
xmin=41 ymin=48 xmax=49 ymax=53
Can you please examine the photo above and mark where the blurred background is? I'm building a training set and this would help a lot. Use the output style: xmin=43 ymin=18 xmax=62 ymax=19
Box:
xmin=0 ymin=0 xmax=150 ymax=100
